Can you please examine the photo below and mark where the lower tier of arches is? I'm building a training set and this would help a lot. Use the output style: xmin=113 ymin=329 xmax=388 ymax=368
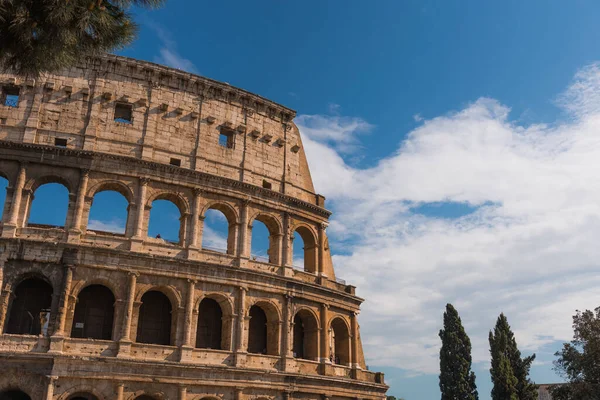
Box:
xmin=0 ymin=356 xmax=387 ymax=400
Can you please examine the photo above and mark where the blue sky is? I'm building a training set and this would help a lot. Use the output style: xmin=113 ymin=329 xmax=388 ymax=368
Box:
xmin=6 ymin=1 xmax=600 ymax=399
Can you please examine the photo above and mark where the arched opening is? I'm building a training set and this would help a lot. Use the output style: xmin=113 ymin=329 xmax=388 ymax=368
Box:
xmin=293 ymin=309 xmax=319 ymax=361
xmin=248 ymin=302 xmax=279 ymax=355
xmin=248 ymin=305 xmax=267 ymax=354
xmin=5 ymin=278 xmax=53 ymax=335
xmin=250 ymin=214 xmax=280 ymax=264
xmin=68 ymin=394 xmax=99 ymax=400
xmin=330 ymin=318 xmax=350 ymax=366
xmin=293 ymin=226 xmax=317 ymax=273
xmin=202 ymin=203 xmax=238 ymax=254
xmin=0 ymin=175 xmax=8 ymax=221
xmin=0 ymin=390 xmax=31 ymax=400
xmin=136 ymin=291 xmax=172 ymax=345
xmin=196 ymin=298 xmax=223 ymax=349
xmin=71 ymin=285 xmax=115 ymax=340
xmin=148 ymin=199 xmax=182 ymax=245
xmin=87 ymin=190 xmax=129 ymax=234
xmin=28 ymin=182 xmax=69 ymax=227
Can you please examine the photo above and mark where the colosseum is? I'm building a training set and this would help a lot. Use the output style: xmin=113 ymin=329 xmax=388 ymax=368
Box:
xmin=0 ymin=55 xmax=387 ymax=400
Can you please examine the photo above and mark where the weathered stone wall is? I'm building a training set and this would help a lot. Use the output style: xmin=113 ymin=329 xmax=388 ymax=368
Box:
xmin=0 ymin=56 xmax=386 ymax=400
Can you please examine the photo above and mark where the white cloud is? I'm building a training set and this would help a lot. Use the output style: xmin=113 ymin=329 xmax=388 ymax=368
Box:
xmin=87 ymin=219 xmax=125 ymax=234
xmin=297 ymin=63 xmax=600 ymax=376
xmin=143 ymin=18 xmax=198 ymax=74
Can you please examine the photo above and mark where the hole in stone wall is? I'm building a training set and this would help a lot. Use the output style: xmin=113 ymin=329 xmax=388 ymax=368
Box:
xmin=262 ymin=180 xmax=272 ymax=190
xmin=169 ymin=158 xmax=181 ymax=167
xmin=219 ymin=130 xmax=234 ymax=148
xmin=114 ymin=102 xmax=133 ymax=124
xmin=54 ymin=137 xmax=67 ymax=148
xmin=2 ymin=86 xmax=20 ymax=107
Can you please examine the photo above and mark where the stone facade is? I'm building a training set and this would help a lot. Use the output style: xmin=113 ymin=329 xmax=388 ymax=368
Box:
xmin=0 ymin=55 xmax=387 ymax=400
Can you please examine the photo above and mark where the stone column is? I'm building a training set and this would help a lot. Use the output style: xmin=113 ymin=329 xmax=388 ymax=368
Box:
xmin=180 ymin=279 xmax=196 ymax=361
xmin=320 ymin=304 xmax=329 ymax=363
xmin=3 ymin=163 xmax=26 ymax=237
xmin=281 ymin=293 xmax=293 ymax=371
xmin=116 ymin=384 xmax=124 ymax=400
xmin=0 ymin=288 xmax=12 ymax=332
xmin=131 ymin=178 xmax=149 ymax=251
xmin=70 ymin=169 xmax=89 ymax=233
xmin=317 ymin=223 xmax=326 ymax=277
xmin=271 ymin=233 xmax=284 ymax=266
xmin=188 ymin=189 xmax=202 ymax=248
xmin=281 ymin=213 xmax=291 ymax=267
xmin=351 ymin=312 xmax=360 ymax=369
xmin=179 ymin=386 xmax=187 ymax=400
xmin=118 ymin=271 xmax=137 ymax=356
xmin=133 ymin=178 xmax=149 ymax=238
xmin=234 ymin=286 xmax=247 ymax=366
xmin=237 ymin=199 xmax=250 ymax=259
xmin=54 ymin=265 xmax=74 ymax=336
xmin=45 ymin=376 xmax=57 ymax=400
xmin=234 ymin=388 xmax=244 ymax=400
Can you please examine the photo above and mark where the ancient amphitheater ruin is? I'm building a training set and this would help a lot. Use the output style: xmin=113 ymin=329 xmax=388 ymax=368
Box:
xmin=0 ymin=55 xmax=387 ymax=400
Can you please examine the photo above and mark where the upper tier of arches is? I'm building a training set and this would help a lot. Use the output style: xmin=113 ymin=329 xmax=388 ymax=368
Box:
xmin=0 ymin=160 xmax=335 ymax=279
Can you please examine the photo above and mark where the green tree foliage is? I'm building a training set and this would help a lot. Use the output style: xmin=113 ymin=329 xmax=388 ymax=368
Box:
xmin=439 ymin=304 xmax=479 ymax=400
xmin=550 ymin=307 xmax=600 ymax=400
xmin=386 ymin=396 xmax=406 ymax=400
xmin=0 ymin=0 xmax=164 ymax=77
xmin=489 ymin=313 xmax=537 ymax=400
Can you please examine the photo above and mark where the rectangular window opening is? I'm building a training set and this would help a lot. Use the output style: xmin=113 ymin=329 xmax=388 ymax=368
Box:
xmin=114 ymin=102 xmax=133 ymax=124
xmin=219 ymin=131 xmax=235 ymax=149
xmin=3 ymin=86 xmax=20 ymax=108
xmin=54 ymin=138 xmax=67 ymax=148
xmin=262 ymin=180 xmax=272 ymax=190
xmin=169 ymin=158 xmax=181 ymax=167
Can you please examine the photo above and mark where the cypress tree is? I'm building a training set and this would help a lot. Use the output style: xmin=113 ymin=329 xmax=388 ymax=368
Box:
xmin=489 ymin=314 xmax=537 ymax=400
xmin=439 ymin=304 xmax=479 ymax=400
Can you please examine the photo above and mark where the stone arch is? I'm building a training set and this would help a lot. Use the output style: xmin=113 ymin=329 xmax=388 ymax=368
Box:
xmin=291 ymin=223 xmax=318 ymax=273
xmin=70 ymin=284 xmax=115 ymax=341
xmin=194 ymin=292 xmax=235 ymax=350
xmin=146 ymin=191 xmax=190 ymax=216
xmin=146 ymin=190 xmax=190 ymax=244
xmin=25 ymin=176 xmax=72 ymax=227
xmin=200 ymin=201 xmax=239 ymax=224
xmin=56 ymin=384 xmax=107 ymax=400
xmin=249 ymin=212 xmax=282 ymax=234
xmin=200 ymin=201 xmax=239 ymax=255
xmin=0 ymin=371 xmax=45 ymax=399
xmin=135 ymin=287 xmax=179 ymax=346
xmin=0 ymin=390 xmax=32 ymax=400
xmin=329 ymin=316 xmax=351 ymax=366
xmin=70 ymin=278 xmax=120 ymax=302
xmin=134 ymin=285 xmax=182 ymax=309
xmin=246 ymin=299 xmax=281 ymax=356
xmin=249 ymin=212 xmax=283 ymax=264
xmin=87 ymin=180 xmax=134 ymax=203
xmin=24 ymin=174 xmax=73 ymax=194
xmin=293 ymin=307 xmax=320 ymax=361
xmin=5 ymin=273 xmax=54 ymax=335
xmin=126 ymin=392 xmax=166 ymax=400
